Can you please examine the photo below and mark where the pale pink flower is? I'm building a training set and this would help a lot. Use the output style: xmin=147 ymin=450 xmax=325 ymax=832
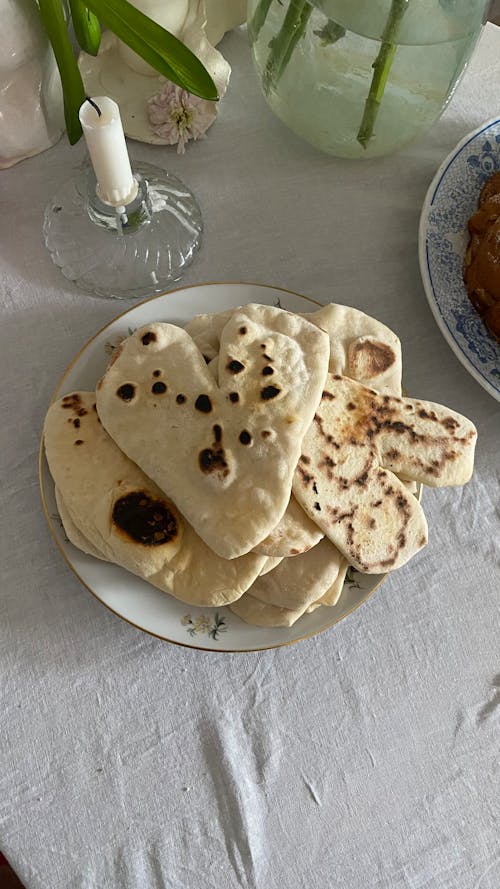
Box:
xmin=148 ymin=82 xmax=217 ymax=154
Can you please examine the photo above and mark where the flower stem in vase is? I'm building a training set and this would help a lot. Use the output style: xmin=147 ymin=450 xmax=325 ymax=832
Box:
xmin=357 ymin=0 xmax=410 ymax=149
xmin=314 ymin=20 xmax=346 ymax=47
xmin=249 ymin=0 xmax=274 ymax=41
xmin=263 ymin=0 xmax=313 ymax=94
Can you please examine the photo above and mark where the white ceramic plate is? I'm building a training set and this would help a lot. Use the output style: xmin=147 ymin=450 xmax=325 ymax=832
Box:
xmin=40 ymin=282 xmax=387 ymax=652
xmin=419 ymin=117 xmax=500 ymax=402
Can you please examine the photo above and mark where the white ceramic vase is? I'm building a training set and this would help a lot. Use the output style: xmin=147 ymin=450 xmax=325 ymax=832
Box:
xmin=115 ymin=0 xmax=246 ymax=92
xmin=0 ymin=0 xmax=64 ymax=169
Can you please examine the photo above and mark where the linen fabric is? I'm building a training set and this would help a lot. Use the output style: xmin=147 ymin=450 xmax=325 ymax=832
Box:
xmin=0 ymin=25 xmax=499 ymax=889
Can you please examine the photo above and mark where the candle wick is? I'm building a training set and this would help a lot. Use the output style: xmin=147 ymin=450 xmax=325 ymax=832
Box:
xmin=85 ymin=97 xmax=102 ymax=118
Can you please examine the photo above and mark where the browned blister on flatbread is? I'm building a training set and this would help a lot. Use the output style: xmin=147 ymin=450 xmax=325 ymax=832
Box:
xmin=95 ymin=306 xmax=330 ymax=559
xmin=293 ymin=375 xmax=477 ymax=573
xmin=303 ymin=303 xmax=403 ymax=395
xmin=44 ymin=392 xmax=266 ymax=605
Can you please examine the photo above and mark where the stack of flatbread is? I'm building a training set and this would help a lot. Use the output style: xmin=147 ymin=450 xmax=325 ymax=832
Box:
xmin=43 ymin=303 xmax=477 ymax=628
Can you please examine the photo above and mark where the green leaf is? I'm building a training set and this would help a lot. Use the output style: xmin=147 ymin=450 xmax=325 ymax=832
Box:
xmin=86 ymin=0 xmax=218 ymax=101
xmin=70 ymin=0 xmax=101 ymax=56
xmin=39 ymin=0 xmax=86 ymax=143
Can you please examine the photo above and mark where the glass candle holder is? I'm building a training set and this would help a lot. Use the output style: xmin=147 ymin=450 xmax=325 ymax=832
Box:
xmin=43 ymin=159 xmax=203 ymax=299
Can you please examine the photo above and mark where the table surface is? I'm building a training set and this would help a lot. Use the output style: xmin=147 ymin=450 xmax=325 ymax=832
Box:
xmin=1 ymin=22 xmax=499 ymax=889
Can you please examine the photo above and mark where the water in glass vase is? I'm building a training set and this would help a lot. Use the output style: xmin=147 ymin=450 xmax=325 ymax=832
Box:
xmin=248 ymin=0 xmax=486 ymax=158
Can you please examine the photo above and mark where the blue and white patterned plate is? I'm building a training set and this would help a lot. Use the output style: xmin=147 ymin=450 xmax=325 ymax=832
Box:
xmin=419 ymin=117 xmax=500 ymax=402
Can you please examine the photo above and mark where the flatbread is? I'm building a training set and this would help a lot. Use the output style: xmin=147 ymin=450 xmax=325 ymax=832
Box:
xmin=186 ymin=302 xmax=403 ymax=395
xmin=185 ymin=301 xmax=403 ymax=559
xmin=230 ymin=594 xmax=312 ymax=628
xmin=246 ymin=538 xmax=345 ymax=611
xmin=189 ymin=314 xmax=325 ymax=559
xmin=95 ymin=305 xmax=330 ymax=559
xmin=259 ymin=556 xmax=284 ymax=575
xmin=55 ymin=487 xmax=106 ymax=561
xmin=231 ymin=550 xmax=349 ymax=627
xmin=251 ymin=494 xmax=323 ymax=557
xmin=303 ymin=303 xmax=402 ymax=395
xmin=44 ymin=392 xmax=266 ymax=606
xmin=184 ymin=307 xmax=236 ymax=362
xmin=316 ymin=558 xmax=349 ymax=606
xmin=293 ymin=374 xmax=477 ymax=572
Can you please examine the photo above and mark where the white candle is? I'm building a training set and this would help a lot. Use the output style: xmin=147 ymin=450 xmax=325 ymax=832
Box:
xmin=79 ymin=96 xmax=138 ymax=207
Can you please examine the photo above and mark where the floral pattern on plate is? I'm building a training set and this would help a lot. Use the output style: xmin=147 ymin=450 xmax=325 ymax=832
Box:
xmin=419 ymin=118 xmax=500 ymax=401
xmin=181 ymin=613 xmax=228 ymax=640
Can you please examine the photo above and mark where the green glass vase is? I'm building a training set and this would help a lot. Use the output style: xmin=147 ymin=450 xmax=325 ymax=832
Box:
xmin=247 ymin=0 xmax=489 ymax=158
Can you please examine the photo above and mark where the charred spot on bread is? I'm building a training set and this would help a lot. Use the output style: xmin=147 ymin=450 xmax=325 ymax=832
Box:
xmin=195 ymin=394 xmax=212 ymax=413
xmin=112 ymin=492 xmax=178 ymax=546
xmin=151 ymin=381 xmax=167 ymax=395
xmin=297 ymin=466 xmax=313 ymax=486
xmin=199 ymin=447 xmax=229 ymax=477
xmin=349 ymin=339 xmax=396 ymax=379
xmin=261 ymin=385 xmax=280 ymax=401
xmin=116 ymin=384 xmax=135 ymax=402
xmin=61 ymin=393 xmax=81 ymax=409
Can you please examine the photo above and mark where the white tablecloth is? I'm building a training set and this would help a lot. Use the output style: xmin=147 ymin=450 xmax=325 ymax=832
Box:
xmin=1 ymin=22 xmax=499 ymax=889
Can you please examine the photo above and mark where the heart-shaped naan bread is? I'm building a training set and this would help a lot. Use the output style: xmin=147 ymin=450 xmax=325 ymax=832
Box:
xmin=186 ymin=302 xmax=403 ymax=395
xmin=95 ymin=305 xmax=330 ymax=559
xmin=293 ymin=375 xmax=477 ymax=572
xmin=185 ymin=301 xmax=403 ymax=558
xmin=44 ymin=392 xmax=266 ymax=605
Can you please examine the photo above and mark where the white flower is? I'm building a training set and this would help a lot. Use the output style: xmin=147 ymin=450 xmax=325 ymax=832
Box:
xmin=148 ymin=82 xmax=217 ymax=153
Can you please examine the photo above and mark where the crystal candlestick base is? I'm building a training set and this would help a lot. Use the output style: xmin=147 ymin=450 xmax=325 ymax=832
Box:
xmin=43 ymin=161 xmax=203 ymax=299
